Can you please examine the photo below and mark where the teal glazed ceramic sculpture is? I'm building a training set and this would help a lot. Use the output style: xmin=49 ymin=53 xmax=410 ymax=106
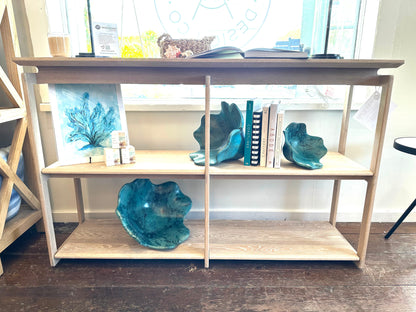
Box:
xmin=283 ymin=122 xmax=328 ymax=170
xmin=190 ymin=101 xmax=245 ymax=166
xmin=116 ymin=179 xmax=192 ymax=250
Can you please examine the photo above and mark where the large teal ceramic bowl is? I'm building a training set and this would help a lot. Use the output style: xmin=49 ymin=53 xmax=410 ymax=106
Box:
xmin=116 ymin=179 xmax=192 ymax=250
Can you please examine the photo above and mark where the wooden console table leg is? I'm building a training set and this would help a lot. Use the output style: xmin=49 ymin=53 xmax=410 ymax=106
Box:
xmin=0 ymin=257 xmax=3 ymax=276
xmin=357 ymin=179 xmax=376 ymax=267
xmin=74 ymin=178 xmax=85 ymax=223
xmin=357 ymin=76 xmax=394 ymax=267
xmin=204 ymin=75 xmax=211 ymax=269
xmin=23 ymin=73 xmax=59 ymax=267
xmin=330 ymin=86 xmax=354 ymax=225
xmin=330 ymin=181 xmax=341 ymax=225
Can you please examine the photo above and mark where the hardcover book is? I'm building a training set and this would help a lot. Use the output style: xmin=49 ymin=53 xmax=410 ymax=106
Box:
xmin=260 ymin=104 xmax=270 ymax=167
xmin=191 ymin=46 xmax=308 ymax=59
xmin=244 ymin=100 xmax=263 ymax=165
xmin=273 ymin=111 xmax=285 ymax=169
xmin=250 ymin=111 xmax=262 ymax=166
xmin=244 ymin=48 xmax=308 ymax=59
xmin=191 ymin=46 xmax=244 ymax=59
xmin=244 ymin=100 xmax=254 ymax=166
xmin=266 ymin=103 xmax=279 ymax=168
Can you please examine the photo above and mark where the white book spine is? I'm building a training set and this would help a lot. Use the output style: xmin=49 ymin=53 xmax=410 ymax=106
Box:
xmin=273 ymin=111 xmax=285 ymax=169
xmin=260 ymin=105 xmax=270 ymax=167
xmin=266 ymin=104 xmax=278 ymax=168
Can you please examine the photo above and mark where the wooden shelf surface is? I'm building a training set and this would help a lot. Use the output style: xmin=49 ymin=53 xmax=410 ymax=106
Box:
xmin=13 ymin=58 xmax=404 ymax=86
xmin=42 ymin=150 xmax=372 ymax=180
xmin=55 ymin=219 xmax=358 ymax=261
xmin=42 ymin=150 xmax=205 ymax=178
xmin=56 ymin=219 xmax=205 ymax=260
xmin=209 ymin=220 xmax=358 ymax=261
xmin=1 ymin=206 xmax=42 ymax=252
xmin=14 ymin=57 xmax=404 ymax=70
xmin=211 ymin=151 xmax=372 ymax=179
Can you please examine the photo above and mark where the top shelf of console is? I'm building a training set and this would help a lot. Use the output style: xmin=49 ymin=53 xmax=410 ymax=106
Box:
xmin=14 ymin=57 xmax=404 ymax=86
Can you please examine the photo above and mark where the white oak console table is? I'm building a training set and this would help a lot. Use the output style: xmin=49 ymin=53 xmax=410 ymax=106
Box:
xmin=14 ymin=57 xmax=403 ymax=268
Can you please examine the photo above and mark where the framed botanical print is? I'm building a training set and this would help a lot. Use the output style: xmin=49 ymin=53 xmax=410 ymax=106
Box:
xmin=49 ymin=84 xmax=128 ymax=165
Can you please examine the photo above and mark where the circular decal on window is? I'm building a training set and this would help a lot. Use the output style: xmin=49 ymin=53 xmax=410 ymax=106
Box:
xmin=154 ymin=0 xmax=271 ymax=48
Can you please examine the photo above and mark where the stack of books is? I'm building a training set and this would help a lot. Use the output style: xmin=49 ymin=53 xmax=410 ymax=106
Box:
xmin=244 ymin=100 xmax=285 ymax=168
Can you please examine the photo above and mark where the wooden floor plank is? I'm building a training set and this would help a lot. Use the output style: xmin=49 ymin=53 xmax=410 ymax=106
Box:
xmin=2 ymin=252 xmax=416 ymax=288
xmin=0 ymin=284 xmax=415 ymax=312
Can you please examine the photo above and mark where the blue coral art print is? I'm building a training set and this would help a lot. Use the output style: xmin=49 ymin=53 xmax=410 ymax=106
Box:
xmin=49 ymin=84 xmax=128 ymax=164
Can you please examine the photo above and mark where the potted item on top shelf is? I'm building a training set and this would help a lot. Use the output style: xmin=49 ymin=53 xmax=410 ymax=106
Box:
xmin=157 ymin=33 xmax=215 ymax=58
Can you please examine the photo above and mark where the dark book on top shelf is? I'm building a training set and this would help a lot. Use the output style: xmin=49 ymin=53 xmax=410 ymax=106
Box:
xmin=191 ymin=46 xmax=244 ymax=59
xmin=250 ymin=111 xmax=262 ymax=166
xmin=243 ymin=48 xmax=308 ymax=59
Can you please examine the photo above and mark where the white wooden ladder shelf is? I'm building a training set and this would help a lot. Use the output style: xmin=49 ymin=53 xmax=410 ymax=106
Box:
xmin=0 ymin=0 xmax=42 ymax=276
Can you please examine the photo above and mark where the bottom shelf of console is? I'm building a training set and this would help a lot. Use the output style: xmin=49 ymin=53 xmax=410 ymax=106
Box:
xmin=209 ymin=220 xmax=358 ymax=261
xmin=56 ymin=219 xmax=205 ymax=260
xmin=55 ymin=219 xmax=359 ymax=262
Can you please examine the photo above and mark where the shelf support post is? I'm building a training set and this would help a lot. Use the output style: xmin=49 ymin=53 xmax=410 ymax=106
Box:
xmin=74 ymin=178 xmax=85 ymax=223
xmin=204 ymin=75 xmax=211 ymax=268
xmin=357 ymin=75 xmax=394 ymax=267
xmin=330 ymin=85 xmax=354 ymax=225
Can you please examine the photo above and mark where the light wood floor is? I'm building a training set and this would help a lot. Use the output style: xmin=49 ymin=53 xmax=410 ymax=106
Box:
xmin=1 ymin=222 xmax=415 ymax=312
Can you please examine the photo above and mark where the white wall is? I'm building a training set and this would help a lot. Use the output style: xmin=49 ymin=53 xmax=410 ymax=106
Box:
xmin=14 ymin=0 xmax=416 ymax=222
xmin=370 ymin=0 xmax=416 ymax=221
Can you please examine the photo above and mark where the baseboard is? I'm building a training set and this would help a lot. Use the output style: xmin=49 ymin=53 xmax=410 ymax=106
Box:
xmin=51 ymin=208 xmax=416 ymax=223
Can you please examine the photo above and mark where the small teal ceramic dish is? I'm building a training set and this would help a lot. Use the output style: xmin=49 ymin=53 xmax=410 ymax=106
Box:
xmin=283 ymin=122 xmax=328 ymax=170
xmin=190 ymin=101 xmax=245 ymax=166
xmin=116 ymin=179 xmax=192 ymax=250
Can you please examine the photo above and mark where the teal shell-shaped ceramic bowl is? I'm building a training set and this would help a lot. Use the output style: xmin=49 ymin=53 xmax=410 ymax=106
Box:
xmin=116 ymin=179 xmax=192 ymax=250
xmin=283 ymin=122 xmax=327 ymax=170
xmin=190 ymin=101 xmax=245 ymax=166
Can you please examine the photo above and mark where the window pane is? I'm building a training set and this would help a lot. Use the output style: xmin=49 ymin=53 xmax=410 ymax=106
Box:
xmin=81 ymin=0 xmax=308 ymax=56
xmin=301 ymin=0 xmax=362 ymax=57
xmin=68 ymin=0 xmax=362 ymax=57
xmin=327 ymin=0 xmax=361 ymax=58
xmin=66 ymin=0 xmax=363 ymax=108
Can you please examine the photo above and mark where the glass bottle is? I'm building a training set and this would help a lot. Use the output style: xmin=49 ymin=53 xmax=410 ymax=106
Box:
xmin=46 ymin=0 xmax=71 ymax=57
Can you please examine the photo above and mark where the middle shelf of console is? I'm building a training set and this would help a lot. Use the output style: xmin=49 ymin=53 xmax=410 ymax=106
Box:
xmin=42 ymin=150 xmax=373 ymax=180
